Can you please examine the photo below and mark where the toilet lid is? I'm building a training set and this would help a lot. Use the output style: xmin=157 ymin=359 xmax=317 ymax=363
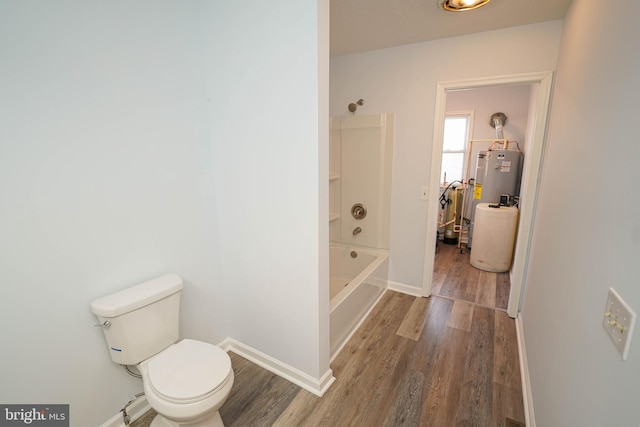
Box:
xmin=147 ymin=339 xmax=231 ymax=401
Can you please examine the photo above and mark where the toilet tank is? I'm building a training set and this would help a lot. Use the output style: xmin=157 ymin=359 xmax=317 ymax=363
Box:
xmin=91 ymin=274 xmax=183 ymax=366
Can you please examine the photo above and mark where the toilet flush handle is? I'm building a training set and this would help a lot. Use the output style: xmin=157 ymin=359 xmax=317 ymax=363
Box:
xmin=94 ymin=320 xmax=111 ymax=328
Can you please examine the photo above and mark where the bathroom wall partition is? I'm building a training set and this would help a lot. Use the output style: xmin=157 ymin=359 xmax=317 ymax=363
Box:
xmin=328 ymin=113 xmax=394 ymax=359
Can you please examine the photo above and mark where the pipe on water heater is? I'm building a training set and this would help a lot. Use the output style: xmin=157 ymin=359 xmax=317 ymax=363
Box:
xmin=489 ymin=112 xmax=507 ymax=144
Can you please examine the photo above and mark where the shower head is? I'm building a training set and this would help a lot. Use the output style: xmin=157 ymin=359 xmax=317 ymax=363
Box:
xmin=348 ymin=99 xmax=364 ymax=113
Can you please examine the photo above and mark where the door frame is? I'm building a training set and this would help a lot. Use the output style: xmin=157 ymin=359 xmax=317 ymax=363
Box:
xmin=422 ymin=71 xmax=554 ymax=318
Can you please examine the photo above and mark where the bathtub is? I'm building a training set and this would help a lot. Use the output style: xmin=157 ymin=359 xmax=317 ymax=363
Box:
xmin=330 ymin=244 xmax=389 ymax=359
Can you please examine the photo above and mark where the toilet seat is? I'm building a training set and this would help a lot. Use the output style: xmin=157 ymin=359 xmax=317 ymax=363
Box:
xmin=146 ymin=339 xmax=232 ymax=404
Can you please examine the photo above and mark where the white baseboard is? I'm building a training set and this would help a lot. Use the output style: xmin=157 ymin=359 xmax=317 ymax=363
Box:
xmin=387 ymin=280 xmax=425 ymax=297
xmin=515 ymin=314 xmax=536 ymax=427
xmin=100 ymin=338 xmax=336 ymax=426
xmin=218 ymin=338 xmax=336 ymax=397
xmin=100 ymin=394 xmax=150 ymax=427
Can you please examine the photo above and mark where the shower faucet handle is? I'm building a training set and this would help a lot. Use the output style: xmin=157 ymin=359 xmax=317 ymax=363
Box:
xmin=351 ymin=203 xmax=367 ymax=220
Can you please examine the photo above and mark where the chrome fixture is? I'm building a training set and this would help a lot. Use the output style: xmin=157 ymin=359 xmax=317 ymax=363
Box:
xmin=352 ymin=227 xmax=362 ymax=236
xmin=351 ymin=203 xmax=367 ymax=220
xmin=442 ymin=0 xmax=490 ymax=12
xmin=348 ymin=99 xmax=364 ymax=113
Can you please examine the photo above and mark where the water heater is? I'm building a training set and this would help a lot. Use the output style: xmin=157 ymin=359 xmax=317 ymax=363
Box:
xmin=474 ymin=150 xmax=521 ymax=204
xmin=469 ymin=150 xmax=521 ymax=247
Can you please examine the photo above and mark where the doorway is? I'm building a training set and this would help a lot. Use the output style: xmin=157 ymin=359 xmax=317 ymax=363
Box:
xmin=422 ymin=72 xmax=554 ymax=318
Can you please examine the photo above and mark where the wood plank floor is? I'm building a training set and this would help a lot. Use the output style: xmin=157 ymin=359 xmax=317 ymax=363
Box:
xmin=433 ymin=242 xmax=510 ymax=311
xmin=135 ymin=249 xmax=524 ymax=427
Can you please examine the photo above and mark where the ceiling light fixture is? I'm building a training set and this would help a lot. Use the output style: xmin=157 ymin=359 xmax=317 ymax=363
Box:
xmin=442 ymin=0 xmax=491 ymax=12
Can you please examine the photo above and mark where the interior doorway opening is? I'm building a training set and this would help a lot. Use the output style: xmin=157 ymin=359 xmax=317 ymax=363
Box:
xmin=422 ymin=72 xmax=554 ymax=318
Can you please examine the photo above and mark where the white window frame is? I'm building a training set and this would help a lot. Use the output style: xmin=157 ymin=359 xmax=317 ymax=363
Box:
xmin=441 ymin=110 xmax=474 ymax=185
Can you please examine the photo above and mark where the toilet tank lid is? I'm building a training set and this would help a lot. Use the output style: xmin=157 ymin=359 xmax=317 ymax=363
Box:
xmin=91 ymin=274 xmax=183 ymax=318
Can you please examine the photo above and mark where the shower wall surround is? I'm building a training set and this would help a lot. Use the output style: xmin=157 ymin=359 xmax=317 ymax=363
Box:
xmin=329 ymin=114 xmax=395 ymax=250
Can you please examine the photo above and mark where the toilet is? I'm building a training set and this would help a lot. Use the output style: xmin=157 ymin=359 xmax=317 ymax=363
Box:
xmin=91 ymin=274 xmax=234 ymax=427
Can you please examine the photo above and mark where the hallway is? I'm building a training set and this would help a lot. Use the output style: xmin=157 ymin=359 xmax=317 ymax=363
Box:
xmin=268 ymin=291 xmax=524 ymax=426
xmin=220 ymin=241 xmax=524 ymax=427
xmin=134 ymin=245 xmax=524 ymax=427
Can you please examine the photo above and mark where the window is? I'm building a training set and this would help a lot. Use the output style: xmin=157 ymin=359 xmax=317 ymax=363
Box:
xmin=441 ymin=112 xmax=472 ymax=184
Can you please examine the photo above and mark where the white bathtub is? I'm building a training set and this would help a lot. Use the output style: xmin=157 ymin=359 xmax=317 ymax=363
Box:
xmin=330 ymin=244 xmax=389 ymax=359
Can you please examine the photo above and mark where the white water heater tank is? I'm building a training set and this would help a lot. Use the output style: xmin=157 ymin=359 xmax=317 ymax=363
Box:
xmin=470 ymin=204 xmax=518 ymax=272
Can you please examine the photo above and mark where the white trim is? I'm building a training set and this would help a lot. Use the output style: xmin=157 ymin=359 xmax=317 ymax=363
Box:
xmin=100 ymin=395 xmax=151 ymax=427
xmin=506 ymin=72 xmax=554 ymax=318
xmin=387 ymin=280 xmax=426 ymax=297
xmin=98 ymin=335 xmax=338 ymax=426
xmin=218 ymin=338 xmax=336 ymax=397
xmin=422 ymin=80 xmax=447 ymax=299
xmin=516 ymin=314 xmax=536 ymax=427
xmin=422 ymin=71 xmax=554 ymax=318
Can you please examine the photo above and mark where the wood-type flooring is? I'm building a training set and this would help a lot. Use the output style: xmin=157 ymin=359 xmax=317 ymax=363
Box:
xmin=433 ymin=242 xmax=510 ymax=311
xmin=134 ymin=246 xmax=524 ymax=427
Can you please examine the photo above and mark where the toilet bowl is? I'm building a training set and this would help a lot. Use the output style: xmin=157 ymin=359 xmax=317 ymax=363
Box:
xmin=139 ymin=339 xmax=234 ymax=427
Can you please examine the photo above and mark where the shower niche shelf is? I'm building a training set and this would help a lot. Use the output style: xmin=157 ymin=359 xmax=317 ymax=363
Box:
xmin=329 ymin=213 xmax=340 ymax=222
xmin=329 ymin=174 xmax=340 ymax=182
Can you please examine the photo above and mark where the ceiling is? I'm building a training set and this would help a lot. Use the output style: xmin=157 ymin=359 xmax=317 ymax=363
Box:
xmin=330 ymin=0 xmax=572 ymax=56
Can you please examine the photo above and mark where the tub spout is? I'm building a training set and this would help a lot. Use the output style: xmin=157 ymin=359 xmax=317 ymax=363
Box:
xmin=352 ymin=227 xmax=362 ymax=236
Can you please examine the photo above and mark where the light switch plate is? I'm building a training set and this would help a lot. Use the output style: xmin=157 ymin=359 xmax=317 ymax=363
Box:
xmin=602 ymin=287 xmax=636 ymax=360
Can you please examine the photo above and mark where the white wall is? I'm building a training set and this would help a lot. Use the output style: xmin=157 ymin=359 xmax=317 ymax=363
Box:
xmin=0 ymin=0 xmax=329 ymax=424
xmin=197 ymin=0 xmax=331 ymax=380
xmin=521 ymin=1 xmax=640 ymax=425
xmin=446 ymin=84 xmax=532 ymax=158
xmin=0 ymin=2 xmax=224 ymax=425
xmin=330 ymin=21 xmax=563 ymax=290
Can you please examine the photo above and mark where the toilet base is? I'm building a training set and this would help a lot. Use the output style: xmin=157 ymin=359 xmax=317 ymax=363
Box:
xmin=149 ymin=411 xmax=224 ymax=427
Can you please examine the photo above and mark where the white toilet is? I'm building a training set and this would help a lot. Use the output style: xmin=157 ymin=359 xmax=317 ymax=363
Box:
xmin=91 ymin=274 xmax=234 ymax=427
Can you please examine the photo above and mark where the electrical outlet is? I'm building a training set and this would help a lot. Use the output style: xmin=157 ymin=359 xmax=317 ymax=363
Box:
xmin=602 ymin=287 xmax=636 ymax=360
